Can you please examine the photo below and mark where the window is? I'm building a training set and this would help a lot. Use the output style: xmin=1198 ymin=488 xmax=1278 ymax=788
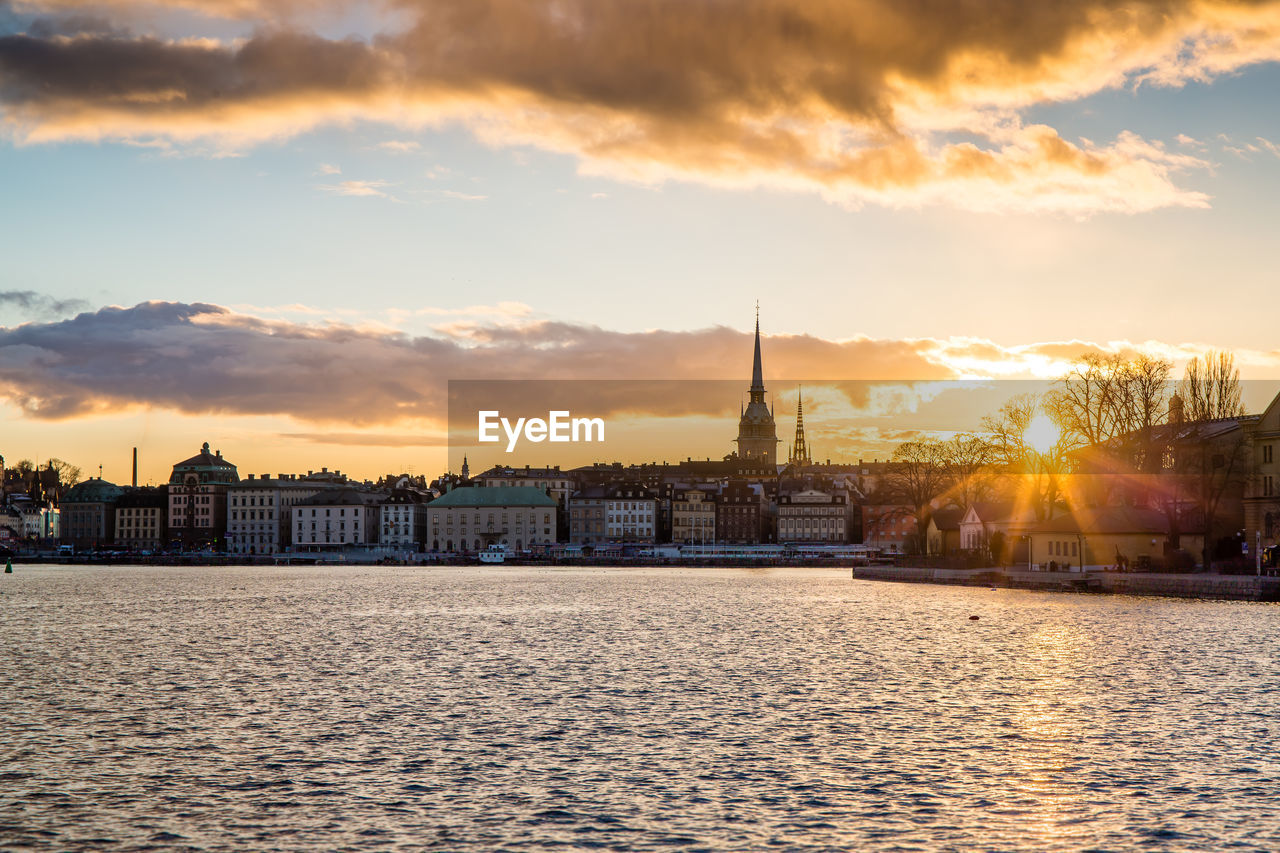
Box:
xmin=1265 ymin=445 xmax=1274 ymax=464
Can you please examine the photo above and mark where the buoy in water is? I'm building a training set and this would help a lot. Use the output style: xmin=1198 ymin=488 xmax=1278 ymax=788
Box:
xmin=968 ymin=615 xmax=979 ymax=620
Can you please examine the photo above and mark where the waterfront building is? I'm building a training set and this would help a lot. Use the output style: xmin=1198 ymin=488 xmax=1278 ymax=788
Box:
xmin=476 ymin=465 xmax=575 ymax=507
xmin=292 ymin=488 xmax=386 ymax=550
xmin=716 ymin=480 xmax=763 ymax=543
xmin=862 ymin=503 xmax=917 ymax=553
xmin=60 ymin=477 xmax=124 ymax=548
xmin=1244 ymin=390 xmax=1280 ymax=567
xmin=381 ymin=487 xmax=430 ymax=550
xmin=778 ymin=489 xmax=847 ymax=543
xmin=672 ymin=486 xmax=717 ymax=544
xmin=735 ymin=309 xmax=779 ymax=467
xmin=167 ymin=443 xmax=239 ymax=552
xmin=926 ymin=507 xmax=964 ymax=556
xmin=604 ymin=481 xmax=658 ymax=543
xmin=428 ymin=485 xmax=557 ymax=552
xmin=114 ymin=486 xmax=167 ymax=550
xmin=227 ymin=474 xmax=347 ymax=555
xmin=569 ymin=485 xmax=608 ymax=544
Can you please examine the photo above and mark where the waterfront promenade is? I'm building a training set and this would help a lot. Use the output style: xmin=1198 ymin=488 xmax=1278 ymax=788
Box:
xmin=855 ymin=564 xmax=1280 ymax=601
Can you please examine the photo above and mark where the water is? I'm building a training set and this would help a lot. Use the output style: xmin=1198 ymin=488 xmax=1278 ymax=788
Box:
xmin=2 ymin=565 xmax=1279 ymax=851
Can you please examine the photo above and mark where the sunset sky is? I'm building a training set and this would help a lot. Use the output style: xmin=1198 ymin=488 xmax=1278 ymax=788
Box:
xmin=4 ymin=0 xmax=1280 ymax=483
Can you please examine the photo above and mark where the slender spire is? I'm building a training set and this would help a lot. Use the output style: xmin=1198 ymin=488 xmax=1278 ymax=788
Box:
xmin=791 ymin=384 xmax=810 ymax=466
xmin=750 ymin=303 xmax=765 ymax=402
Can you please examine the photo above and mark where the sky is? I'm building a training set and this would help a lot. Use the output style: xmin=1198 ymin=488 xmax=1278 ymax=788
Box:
xmin=4 ymin=0 xmax=1280 ymax=484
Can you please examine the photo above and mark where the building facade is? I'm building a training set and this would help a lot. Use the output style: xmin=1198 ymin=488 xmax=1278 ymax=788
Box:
xmin=1245 ymin=390 xmax=1280 ymax=568
xmin=114 ymin=486 xmax=167 ymax=550
xmin=427 ymin=486 xmax=557 ymax=552
xmin=778 ymin=489 xmax=847 ymax=543
xmin=60 ymin=478 xmax=124 ymax=548
xmin=716 ymin=480 xmax=762 ymax=543
xmin=381 ymin=488 xmax=430 ymax=551
xmin=292 ymin=489 xmax=386 ymax=550
xmin=605 ymin=481 xmax=658 ymax=543
xmin=672 ymin=486 xmax=717 ymax=544
xmin=168 ymin=443 xmax=239 ymax=551
xmin=568 ymin=485 xmax=608 ymax=545
xmin=227 ymin=474 xmax=346 ymax=555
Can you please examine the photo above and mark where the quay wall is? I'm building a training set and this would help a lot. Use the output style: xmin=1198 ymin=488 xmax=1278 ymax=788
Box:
xmin=856 ymin=565 xmax=1280 ymax=601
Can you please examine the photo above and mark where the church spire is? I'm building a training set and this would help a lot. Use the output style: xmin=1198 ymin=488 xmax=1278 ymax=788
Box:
xmin=750 ymin=302 xmax=765 ymax=403
xmin=790 ymin=384 xmax=811 ymax=466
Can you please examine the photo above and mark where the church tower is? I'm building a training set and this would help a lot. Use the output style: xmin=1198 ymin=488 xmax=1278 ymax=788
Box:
xmin=788 ymin=385 xmax=812 ymax=466
xmin=735 ymin=305 xmax=779 ymax=466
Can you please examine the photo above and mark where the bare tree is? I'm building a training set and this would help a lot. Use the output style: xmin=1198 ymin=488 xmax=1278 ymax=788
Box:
xmin=46 ymin=458 xmax=82 ymax=487
xmin=885 ymin=438 xmax=951 ymax=553
xmin=943 ymin=434 xmax=997 ymax=509
xmin=1179 ymin=350 xmax=1245 ymax=422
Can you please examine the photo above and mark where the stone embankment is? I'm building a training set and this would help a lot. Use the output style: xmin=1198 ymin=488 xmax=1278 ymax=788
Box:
xmin=855 ymin=565 xmax=1279 ymax=601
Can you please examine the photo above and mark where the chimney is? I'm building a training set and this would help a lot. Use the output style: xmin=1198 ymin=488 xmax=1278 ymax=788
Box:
xmin=132 ymin=447 xmax=138 ymax=488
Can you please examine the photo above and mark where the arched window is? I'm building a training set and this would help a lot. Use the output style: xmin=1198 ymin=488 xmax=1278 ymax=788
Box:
xmin=1266 ymin=512 xmax=1275 ymax=539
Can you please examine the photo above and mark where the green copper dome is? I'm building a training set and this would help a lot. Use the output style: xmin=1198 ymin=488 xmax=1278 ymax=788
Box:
xmin=62 ymin=478 xmax=125 ymax=504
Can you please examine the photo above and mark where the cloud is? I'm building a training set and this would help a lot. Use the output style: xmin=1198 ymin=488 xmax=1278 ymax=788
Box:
xmin=4 ymin=300 xmax=1279 ymax=428
xmin=0 ymin=289 xmax=90 ymax=322
xmin=7 ymin=0 xmax=1280 ymax=212
xmin=282 ymin=431 xmax=449 ymax=446
xmin=437 ymin=189 xmax=486 ymax=201
xmin=315 ymin=162 xmax=340 ymax=175
xmin=374 ymin=139 xmax=420 ymax=152
xmin=318 ymin=178 xmax=392 ymax=197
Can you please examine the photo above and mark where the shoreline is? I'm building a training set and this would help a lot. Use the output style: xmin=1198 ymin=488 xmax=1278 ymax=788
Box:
xmin=854 ymin=564 xmax=1280 ymax=601
xmin=7 ymin=555 xmax=1278 ymax=600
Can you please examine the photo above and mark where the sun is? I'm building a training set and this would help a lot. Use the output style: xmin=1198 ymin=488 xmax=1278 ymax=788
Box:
xmin=1025 ymin=414 xmax=1061 ymax=455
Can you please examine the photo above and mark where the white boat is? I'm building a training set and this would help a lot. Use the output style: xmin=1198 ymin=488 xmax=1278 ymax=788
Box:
xmin=478 ymin=543 xmax=509 ymax=564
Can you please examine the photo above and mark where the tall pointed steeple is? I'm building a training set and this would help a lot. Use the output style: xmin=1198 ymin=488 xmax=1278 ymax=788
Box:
xmin=750 ymin=301 xmax=764 ymax=403
xmin=790 ymin=385 xmax=811 ymax=466
xmin=735 ymin=302 xmax=779 ymax=466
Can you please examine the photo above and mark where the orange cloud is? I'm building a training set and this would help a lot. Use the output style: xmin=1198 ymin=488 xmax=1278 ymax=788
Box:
xmin=6 ymin=0 xmax=1280 ymax=211
xmin=4 ymin=301 xmax=1280 ymax=429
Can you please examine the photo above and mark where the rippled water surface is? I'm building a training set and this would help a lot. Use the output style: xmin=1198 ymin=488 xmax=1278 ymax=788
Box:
xmin=3 ymin=565 xmax=1280 ymax=851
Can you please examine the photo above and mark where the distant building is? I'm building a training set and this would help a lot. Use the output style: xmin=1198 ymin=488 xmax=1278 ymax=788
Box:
xmin=778 ymin=489 xmax=847 ymax=543
xmin=114 ymin=486 xmax=167 ymax=550
xmin=476 ymin=465 xmax=574 ymax=507
xmin=672 ymin=486 xmax=717 ymax=544
xmin=862 ymin=504 xmax=916 ymax=552
xmin=569 ymin=485 xmax=608 ymax=545
xmin=168 ymin=442 xmax=239 ymax=552
xmin=227 ymin=474 xmax=345 ymax=555
xmin=604 ymin=481 xmax=658 ymax=543
xmin=61 ymin=477 xmax=124 ymax=548
xmin=716 ymin=480 xmax=763 ymax=543
xmin=926 ymin=507 xmax=964 ymax=556
xmin=381 ymin=488 xmax=430 ymax=551
xmin=292 ymin=489 xmax=386 ymax=550
xmin=1245 ymin=391 xmax=1280 ymax=566
xmin=427 ymin=486 xmax=557 ymax=552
